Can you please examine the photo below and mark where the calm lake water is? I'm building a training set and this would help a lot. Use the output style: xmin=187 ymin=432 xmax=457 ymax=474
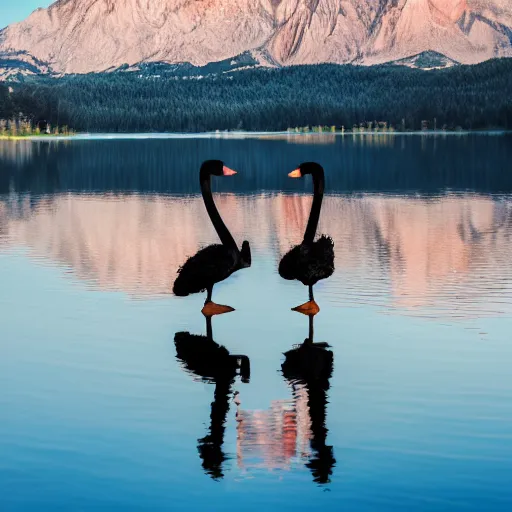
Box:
xmin=1 ymin=133 xmax=512 ymax=511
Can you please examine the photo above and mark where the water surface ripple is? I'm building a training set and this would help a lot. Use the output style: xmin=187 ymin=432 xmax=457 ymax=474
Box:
xmin=1 ymin=134 xmax=511 ymax=512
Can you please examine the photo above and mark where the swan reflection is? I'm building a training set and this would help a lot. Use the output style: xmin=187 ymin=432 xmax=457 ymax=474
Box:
xmin=282 ymin=330 xmax=335 ymax=484
xmin=235 ymin=315 xmax=335 ymax=484
xmin=174 ymin=312 xmax=250 ymax=480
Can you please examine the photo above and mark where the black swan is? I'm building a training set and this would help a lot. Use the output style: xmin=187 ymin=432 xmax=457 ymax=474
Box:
xmin=173 ymin=160 xmax=251 ymax=315
xmin=282 ymin=315 xmax=335 ymax=484
xmin=279 ymin=162 xmax=334 ymax=312
xmin=175 ymin=315 xmax=250 ymax=480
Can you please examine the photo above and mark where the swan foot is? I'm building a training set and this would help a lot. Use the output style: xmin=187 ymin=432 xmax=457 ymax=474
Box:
xmin=291 ymin=300 xmax=320 ymax=316
xmin=202 ymin=301 xmax=235 ymax=317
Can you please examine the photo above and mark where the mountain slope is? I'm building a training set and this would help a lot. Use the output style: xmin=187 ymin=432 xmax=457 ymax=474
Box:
xmin=0 ymin=0 xmax=511 ymax=74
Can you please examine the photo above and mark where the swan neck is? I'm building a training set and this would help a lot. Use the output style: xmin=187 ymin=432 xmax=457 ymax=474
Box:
xmin=303 ymin=170 xmax=324 ymax=244
xmin=200 ymin=174 xmax=238 ymax=251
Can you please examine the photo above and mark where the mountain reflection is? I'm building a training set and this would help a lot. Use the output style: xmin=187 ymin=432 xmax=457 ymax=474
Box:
xmin=1 ymin=192 xmax=511 ymax=318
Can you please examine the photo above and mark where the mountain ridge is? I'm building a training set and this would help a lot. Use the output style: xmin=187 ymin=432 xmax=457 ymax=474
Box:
xmin=0 ymin=0 xmax=511 ymax=75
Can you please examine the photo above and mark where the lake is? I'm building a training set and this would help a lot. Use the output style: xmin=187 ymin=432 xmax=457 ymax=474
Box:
xmin=1 ymin=133 xmax=512 ymax=511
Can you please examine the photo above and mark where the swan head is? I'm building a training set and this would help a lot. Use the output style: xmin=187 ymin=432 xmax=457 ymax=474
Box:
xmin=201 ymin=160 xmax=237 ymax=178
xmin=288 ymin=162 xmax=324 ymax=178
xmin=241 ymin=240 xmax=251 ymax=268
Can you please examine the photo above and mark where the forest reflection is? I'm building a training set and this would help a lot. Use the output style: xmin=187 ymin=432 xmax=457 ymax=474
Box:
xmin=2 ymin=135 xmax=511 ymax=196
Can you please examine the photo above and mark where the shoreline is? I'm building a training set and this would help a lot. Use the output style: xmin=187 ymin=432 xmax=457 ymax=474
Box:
xmin=0 ymin=129 xmax=509 ymax=142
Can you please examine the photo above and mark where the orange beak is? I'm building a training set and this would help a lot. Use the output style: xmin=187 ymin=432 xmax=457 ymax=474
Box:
xmin=288 ymin=168 xmax=302 ymax=178
xmin=223 ymin=166 xmax=237 ymax=176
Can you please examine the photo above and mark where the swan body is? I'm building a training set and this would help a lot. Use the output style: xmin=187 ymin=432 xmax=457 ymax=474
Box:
xmin=279 ymin=234 xmax=334 ymax=286
xmin=173 ymin=244 xmax=241 ymax=297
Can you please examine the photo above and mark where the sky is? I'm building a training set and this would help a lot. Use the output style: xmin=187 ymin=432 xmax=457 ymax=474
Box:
xmin=0 ymin=1 xmax=52 ymax=29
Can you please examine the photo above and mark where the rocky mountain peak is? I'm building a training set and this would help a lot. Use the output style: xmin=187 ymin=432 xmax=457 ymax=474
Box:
xmin=0 ymin=0 xmax=511 ymax=75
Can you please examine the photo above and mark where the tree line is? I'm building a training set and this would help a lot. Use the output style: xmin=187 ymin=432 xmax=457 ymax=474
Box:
xmin=1 ymin=58 xmax=511 ymax=133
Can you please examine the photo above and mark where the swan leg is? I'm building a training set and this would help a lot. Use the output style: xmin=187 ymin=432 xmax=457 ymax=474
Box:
xmin=205 ymin=285 xmax=213 ymax=305
xmin=309 ymin=285 xmax=314 ymax=301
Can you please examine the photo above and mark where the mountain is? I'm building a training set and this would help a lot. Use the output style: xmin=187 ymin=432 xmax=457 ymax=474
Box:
xmin=0 ymin=0 xmax=511 ymax=76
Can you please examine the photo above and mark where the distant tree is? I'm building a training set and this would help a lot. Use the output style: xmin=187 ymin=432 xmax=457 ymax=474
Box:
xmin=4 ymin=58 xmax=511 ymax=133
xmin=0 ymin=83 xmax=14 ymax=119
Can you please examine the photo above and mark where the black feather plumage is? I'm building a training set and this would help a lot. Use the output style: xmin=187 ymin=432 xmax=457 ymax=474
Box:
xmin=173 ymin=245 xmax=238 ymax=297
xmin=279 ymin=235 xmax=334 ymax=286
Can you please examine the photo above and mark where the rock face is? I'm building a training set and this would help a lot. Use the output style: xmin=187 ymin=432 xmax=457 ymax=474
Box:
xmin=0 ymin=0 xmax=511 ymax=74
